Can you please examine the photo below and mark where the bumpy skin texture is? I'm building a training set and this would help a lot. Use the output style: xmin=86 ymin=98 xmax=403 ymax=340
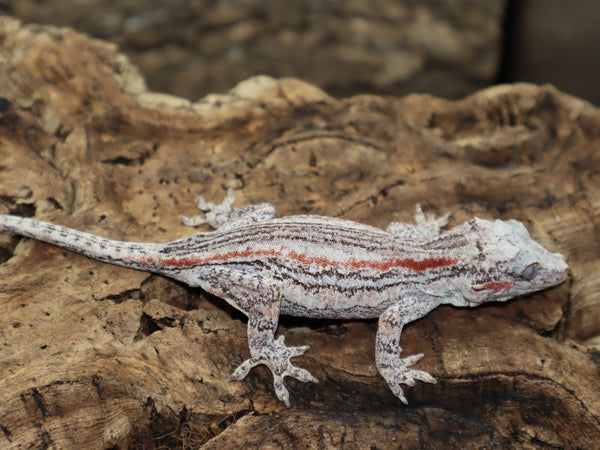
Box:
xmin=0 ymin=189 xmax=569 ymax=406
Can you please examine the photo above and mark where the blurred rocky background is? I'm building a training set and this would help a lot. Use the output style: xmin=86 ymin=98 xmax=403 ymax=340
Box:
xmin=2 ymin=0 xmax=598 ymax=104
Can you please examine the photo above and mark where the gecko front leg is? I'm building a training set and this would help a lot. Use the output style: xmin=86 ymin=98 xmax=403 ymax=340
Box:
xmin=197 ymin=267 xmax=317 ymax=407
xmin=375 ymin=300 xmax=438 ymax=404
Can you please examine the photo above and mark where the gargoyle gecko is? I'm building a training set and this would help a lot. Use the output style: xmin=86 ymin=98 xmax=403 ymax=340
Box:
xmin=0 ymin=189 xmax=568 ymax=406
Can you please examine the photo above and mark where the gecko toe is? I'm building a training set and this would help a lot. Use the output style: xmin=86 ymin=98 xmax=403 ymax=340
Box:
xmin=411 ymin=370 xmax=437 ymax=384
xmin=178 ymin=214 xmax=208 ymax=227
xmin=288 ymin=366 xmax=318 ymax=383
xmin=404 ymin=377 xmax=416 ymax=387
xmin=402 ymin=353 xmax=425 ymax=367
xmin=289 ymin=344 xmax=311 ymax=357
xmin=228 ymin=357 xmax=260 ymax=381
xmin=391 ymin=385 xmax=409 ymax=405
xmin=273 ymin=376 xmax=291 ymax=408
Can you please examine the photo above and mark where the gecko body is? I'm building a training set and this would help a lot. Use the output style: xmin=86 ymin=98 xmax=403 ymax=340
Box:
xmin=0 ymin=189 xmax=568 ymax=406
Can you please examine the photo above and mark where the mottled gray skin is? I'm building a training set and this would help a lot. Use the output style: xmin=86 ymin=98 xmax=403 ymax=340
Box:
xmin=0 ymin=189 xmax=569 ymax=406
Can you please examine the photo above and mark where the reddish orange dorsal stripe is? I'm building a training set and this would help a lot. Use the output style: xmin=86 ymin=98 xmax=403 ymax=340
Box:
xmin=155 ymin=248 xmax=458 ymax=273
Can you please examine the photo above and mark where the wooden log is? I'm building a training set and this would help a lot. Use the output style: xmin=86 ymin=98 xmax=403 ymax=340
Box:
xmin=0 ymin=17 xmax=598 ymax=448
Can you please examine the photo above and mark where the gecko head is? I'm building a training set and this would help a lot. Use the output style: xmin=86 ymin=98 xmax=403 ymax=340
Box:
xmin=458 ymin=218 xmax=569 ymax=306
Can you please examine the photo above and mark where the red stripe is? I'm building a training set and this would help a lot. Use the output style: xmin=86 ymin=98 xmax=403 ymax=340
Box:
xmin=473 ymin=281 xmax=513 ymax=292
xmin=152 ymin=248 xmax=458 ymax=273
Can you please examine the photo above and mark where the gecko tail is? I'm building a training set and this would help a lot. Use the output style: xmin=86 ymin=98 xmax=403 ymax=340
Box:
xmin=0 ymin=214 xmax=162 ymax=272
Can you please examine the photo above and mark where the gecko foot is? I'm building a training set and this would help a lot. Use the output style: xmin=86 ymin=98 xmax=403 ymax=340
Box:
xmin=387 ymin=205 xmax=451 ymax=238
xmin=228 ymin=335 xmax=318 ymax=407
xmin=377 ymin=353 xmax=437 ymax=405
xmin=178 ymin=187 xmax=236 ymax=228
xmin=179 ymin=187 xmax=276 ymax=230
xmin=414 ymin=204 xmax=451 ymax=234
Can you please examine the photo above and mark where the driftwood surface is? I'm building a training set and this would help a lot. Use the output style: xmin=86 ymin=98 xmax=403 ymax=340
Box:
xmin=0 ymin=17 xmax=599 ymax=449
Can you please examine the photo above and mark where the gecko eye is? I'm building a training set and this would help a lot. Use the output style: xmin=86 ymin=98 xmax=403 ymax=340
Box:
xmin=520 ymin=263 xmax=539 ymax=281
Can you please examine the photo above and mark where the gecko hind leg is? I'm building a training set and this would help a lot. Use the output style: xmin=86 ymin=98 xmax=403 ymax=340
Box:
xmin=179 ymin=187 xmax=275 ymax=230
xmin=387 ymin=204 xmax=451 ymax=239
xmin=198 ymin=267 xmax=317 ymax=407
